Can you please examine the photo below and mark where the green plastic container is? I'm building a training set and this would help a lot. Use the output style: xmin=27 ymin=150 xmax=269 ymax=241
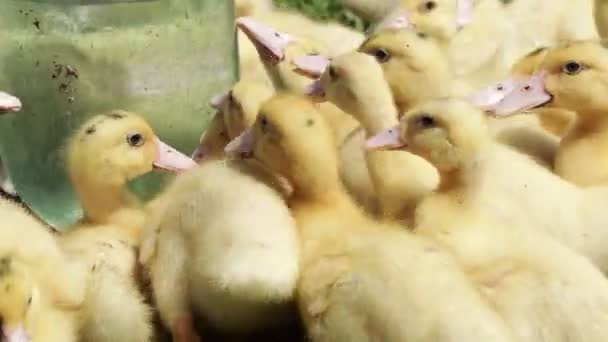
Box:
xmin=0 ymin=0 xmax=237 ymax=230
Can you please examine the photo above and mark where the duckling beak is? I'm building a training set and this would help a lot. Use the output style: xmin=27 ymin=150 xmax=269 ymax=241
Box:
xmin=372 ymin=10 xmax=411 ymax=33
xmin=224 ymin=127 xmax=255 ymax=159
xmin=153 ymin=137 xmax=197 ymax=172
xmin=236 ymin=17 xmax=292 ymax=65
xmin=293 ymin=55 xmax=330 ymax=78
xmin=456 ymin=0 xmax=474 ymax=30
xmin=191 ymin=143 xmax=209 ymax=163
xmin=1 ymin=324 xmax=31 ymax=342
xmin=467 ymin=77 xmax=521 ymax=110
xmin=364 ymin=125 xmax=407 ymax=151
xmin=210 ymin=93 xmax=229 ymax=111
xmin=490 ymin=71 xmax=552 ymax=117
xmin=0 ymin=91 xmax=22 ymax=114
xmin=304 ymin=79 xmax=326 ymax=101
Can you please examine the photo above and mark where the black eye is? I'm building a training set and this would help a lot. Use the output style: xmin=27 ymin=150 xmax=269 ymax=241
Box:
xmin=562 ymin=61 xmax=584 ymax=75
xmin=416 ymin=32 xmax=428 ymax=39
xmin=126 ymin=133 xmax=145 ymax=147
xmin=27 ymin=296 xmax=32 ymax=306
xmin=417 ymin=114 xmax=436 ymax=129
xmin=328 ymin=66 xmax=338 ymax=81
xmin=373 ymin=48 xmax=391 ymax=63
xmin=421 ymin=0 xmax=437 ymax=12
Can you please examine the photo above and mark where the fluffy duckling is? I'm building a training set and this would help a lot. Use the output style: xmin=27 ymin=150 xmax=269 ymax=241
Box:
xmin=308 ymin=51 xmax=439 ymax=221
xmin=228 ymin=93 xmax=517 ymax=342
xmin=0 ymin=200 xmax=86 ymax=342
xmin=61 ymin=111 xmax=195 ymax=342
xmin=236 ymin=17 xmax=360 ymax=146
xmin=359 ymin=27 xmax=560 ymax=167
xmin=368 ymin=97 xmax=608 ymax=274
xmin=373 ymin=97 xmax=608 ymax=342
xmin=191 ymin=80 xmax=274 ymax=162
xmin=141 ymin=102 xmax=299 ymax=341
xmin=504 ymin=40 xmax=608 ymax=187
xmin=338 ymin=0 xmax=398 ymax=21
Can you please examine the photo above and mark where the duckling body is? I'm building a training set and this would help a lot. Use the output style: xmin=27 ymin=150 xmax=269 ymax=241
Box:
xmin=0 ymin=200 xmax=84 ymax=342
xmin=143 ymin=160 xmax=299 ymax=340
xmin=398 ymin=98 xmax=608 ymax=341
xmin=234 ymin=93 xmax=516 ymax=342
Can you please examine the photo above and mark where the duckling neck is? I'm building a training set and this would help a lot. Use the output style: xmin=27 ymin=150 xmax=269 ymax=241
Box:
xmin=354 ymin=96 xmax=400 ymax=136
xmin=435 ymin=150 xmax=489 ymax=200
xmin=572 ymin=110 xmax=608 ymax=137
xmin=75 ymin=180 xmax=135 ymax=224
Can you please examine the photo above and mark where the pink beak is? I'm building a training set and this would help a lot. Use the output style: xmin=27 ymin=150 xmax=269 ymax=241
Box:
xmin=304 ymin=79 xmax=326 ymax=100
xmin=2 ymin=324 xmax=31 ymax=342
xmin=373 ymin=10 xmax=411 ymax=33
xmin=456 ymin=0 xmax=474 ymax=29
xmin=490 ymin=71 xmax=553 ymax=117
xmin=224 ymin=127 xmax=256 ymax=158
xmin=467 ymin=77 xmax=523 ymax=110
xmin=153 ymin=137 xmax=197 ymax=172
xmin=236 ymin=17 xmax=293 ymax=64
xmin=0 ymin=91 xmax=22 ymax=113
xmin=364 ymin=125 xmax=406 ymax=151
xmin=210 ymin=93 xmax=229 ymax=111
xmin=293 ymin=55 xmax=330 ymax=78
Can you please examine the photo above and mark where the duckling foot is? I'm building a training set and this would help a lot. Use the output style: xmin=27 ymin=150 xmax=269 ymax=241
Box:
xmin=172 ymin=314 xmax=201 ymax=342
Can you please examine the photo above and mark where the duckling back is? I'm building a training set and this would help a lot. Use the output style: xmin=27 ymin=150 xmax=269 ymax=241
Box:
xmin=147 ymin=159 xmax=299 ymax=335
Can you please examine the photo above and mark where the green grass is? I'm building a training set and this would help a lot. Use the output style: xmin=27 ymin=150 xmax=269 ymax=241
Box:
xmin=273 ymin=0 xmax=369 ymax=31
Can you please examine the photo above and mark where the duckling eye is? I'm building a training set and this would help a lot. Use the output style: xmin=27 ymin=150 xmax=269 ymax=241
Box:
xmin=416 ymin=32 xmax=428 ymax=39
xmin=421 ymin=0 xmax=437 ymax=12
xmin=126 ymin=133 xmax=145 ymax=147
xmin=372 ymin=48 xmax=391 ymax=63
xmin=416 ymin=114 xmax=436 ymax=129
xmin=27 ymin=296 xmax=32 ymax=306
xmin=562 ymin=61 xmax=584 ymax=75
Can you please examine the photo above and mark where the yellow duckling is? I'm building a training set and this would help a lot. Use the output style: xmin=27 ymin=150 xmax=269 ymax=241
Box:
xmin=227 ymin=93 xmax=515 ymax=341
xmin=0 ymin=200 xmax=86 ymax=342
xmin=595 ymin=0 xmax=608 ymax=38
xmin=61 ymin=110 xmax=195 ymax=342
xmin=305 ymin=51 xmax=439 ymax=221
xmin=368 ymin=96 xmax=608 ymax=274
xmin=191 ymin=80 xmax=274 ymax=162
xmin=141 ymin=98 xmax=298 ymax=341
xmin=371 ymin=97 xmax=608 ymax=342
xmin=236 ymin=17 xmax=360 ymax=145
xmin=495 ymin=40 xmax=608 ymax=187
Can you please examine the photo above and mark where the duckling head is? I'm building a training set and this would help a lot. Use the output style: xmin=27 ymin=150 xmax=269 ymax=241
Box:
xmin=510 ymin=46 xmax=550 ymax=76
xmin=367 ymin=98 xmax=489 ymax=174
xmin=399 ymin=0 xmax=473 ymax=42
xmin=0 ymin=257 xmax=34 ymax=342
xmin=225 ymin=93 xmax=340 ymax=196
xmin=538 ymin=40 xmax=608 ymax=115
xmin=67 ymin=110 xmax=195 ymax=189
xmin=358 ymin=28 xmax=453 ymax=113
xmin=0 ymin=91 xmax=21 ymax=114
xmin=192 ymin=81 xmax=274 ymax=162
xmin=236 ymin=17 xmax=327 ymax=93
xmin=299 ymin=52 xmax=398 ymax=132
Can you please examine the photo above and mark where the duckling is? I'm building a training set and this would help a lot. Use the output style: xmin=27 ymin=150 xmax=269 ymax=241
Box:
xmin=227 ymin=93 xmax=515 ymax=342
xmin=60 ymin=110 xmax=195 ymax=342
xmin=375 ymin=97 xmax=608 ymax=342
xmin=338 ymin=0 xmax=399 ymax=22
xmin=308 ymin=51 xmax=439 ymax=221
xmin=191 ymin=80 xmax=274 ymax=162
xmin=237 ymin=17 xmax=360 ymax=146
xmin=508 ymin=40 xmax=608 ymax=187
xmin=234 ymin=0 xmax=272 ymax=17
xmin=359 ymin=27 xmax=560 ymax=167
xmin=0 ymin=200 xmax=86 ymax=342
xmin=368 ymin=97 xmax=608 ymax=274
xmin=141 ymin=102 xmax=298 ymax=341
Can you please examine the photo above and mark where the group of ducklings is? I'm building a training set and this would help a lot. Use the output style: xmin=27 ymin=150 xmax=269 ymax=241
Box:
xmin=5 ymin=0 xmax=608 ymax=341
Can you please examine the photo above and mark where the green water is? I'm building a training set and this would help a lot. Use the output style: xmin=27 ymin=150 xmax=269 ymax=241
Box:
xmin=0 ymin=0 xmax=237 ymax=230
